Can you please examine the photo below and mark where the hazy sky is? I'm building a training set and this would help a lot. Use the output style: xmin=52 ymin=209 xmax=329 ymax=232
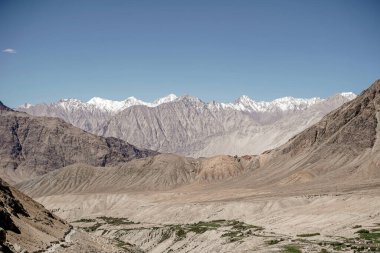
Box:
xmin=0 ymin=0 xmax=379 ymax=107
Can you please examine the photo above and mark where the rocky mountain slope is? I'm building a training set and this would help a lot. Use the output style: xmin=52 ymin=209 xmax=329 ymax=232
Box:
xmin=235 ymin=79 xmax=380 ymax=190
xmin=17 ymin=80 xmax=379 ymax=196
xmin=19 ymin=93 xmax=356 ymax=157
xmin=18 ymin=94 xmax=179 ymax=133
xmin=12 ymin=80 xmax=380 ymax=253
xmin=100 ymin=93 xmax=353 ymax=157
xmin=0 ymin=176 xmax=70 ymax=252
xmin=0 ymin=104 xmax=157 ymax=184
xmin=17 ymin=154 xmax=255 ymax=196
xmin=0 ymin=176 xmax=133 ymax=253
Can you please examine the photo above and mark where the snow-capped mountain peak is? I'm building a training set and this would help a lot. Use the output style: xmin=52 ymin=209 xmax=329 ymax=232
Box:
xmin=153 ymin=94 xmax=178 ymax=105
xmin=339 ymin=92 xmax=357 ymax=100
xmin=209 ymin=95 xmax=325 ymax=112
xmin=269 ymin=96 xmax=323 ymax=111
xmin=87 ymin=97 xmax=116 ymax=106
xmin=87 ymin=97 xmax=133 ymax=112
xmin=19 ymin=92 xmax=356 ymax=114
xmin=236 ymin=95 xmax=252 ymax=103
xmin=18 ymin=103 xmax=33 ymax=109
xmin=86 ymin=94 xmax=179 ymax=112
xmin=123 ymin=97 xmax=149 ymax=107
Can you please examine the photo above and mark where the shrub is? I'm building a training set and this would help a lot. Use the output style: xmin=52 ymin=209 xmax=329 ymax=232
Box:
xmin=266 ymin=239 xmax=280 ymax=245
xmin=297 ymin=233 xmax=320 ymax=237
xmin=282 ymin=245 xmax=302 ymax=253
xmin=355 ymin=229 xmax=369 ymax=234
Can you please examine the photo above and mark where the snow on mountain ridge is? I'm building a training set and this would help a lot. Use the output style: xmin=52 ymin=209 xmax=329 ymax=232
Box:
xmin=19 ymin=103 xmax=33 ymax=109
xmin=339 ymin=92 xmax=357 ymax=100
xmin=152 ymin=94 xmax=178 ymax=105
xmin=213 ymin=95 xmax=324 ymax=112
xmin=87 ymin=96 xmax=149 ymax=111
xmin=18 ymin=92 xmax=356 ymax=113
xmin=86 ymin=94 xmax=179 ymax=112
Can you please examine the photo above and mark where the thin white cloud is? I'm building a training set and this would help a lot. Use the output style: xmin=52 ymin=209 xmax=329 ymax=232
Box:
xmin=2 ymin=48 xmax=17 ymax=54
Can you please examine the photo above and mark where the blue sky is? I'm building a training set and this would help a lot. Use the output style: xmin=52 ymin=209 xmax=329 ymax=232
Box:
xmin=0 ymin=0 xmax=379 ymax=107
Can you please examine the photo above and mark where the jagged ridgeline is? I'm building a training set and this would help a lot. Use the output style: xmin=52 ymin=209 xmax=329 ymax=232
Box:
xmin=16 ymin=80 xmax=380 ymax=196
xmin=18 ymin=93 xmax=355 ymax=157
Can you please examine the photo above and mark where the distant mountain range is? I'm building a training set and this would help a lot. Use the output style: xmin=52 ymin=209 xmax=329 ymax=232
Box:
xmin=0 ymin=80 xmax=379 ymax=253
xmin=18 ymin=80 xmax=380 ymax=195
xmin=18 ymin=92 xmax=356 ymax=157
xmin=19 ymin=92 xmax=356 ymax=113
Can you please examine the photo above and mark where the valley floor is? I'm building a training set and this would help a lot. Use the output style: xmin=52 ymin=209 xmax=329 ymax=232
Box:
xmin=33 ymin=186 xmax=380 ymax=253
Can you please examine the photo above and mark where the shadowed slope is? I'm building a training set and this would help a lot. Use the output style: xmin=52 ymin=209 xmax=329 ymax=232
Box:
xmin=0 ymin=107 xmax=157 ymax=183
xmin=0 ymin=177 xmax=70 ymax=252
xmin=231 ymin=79 xmax=380 ymax=191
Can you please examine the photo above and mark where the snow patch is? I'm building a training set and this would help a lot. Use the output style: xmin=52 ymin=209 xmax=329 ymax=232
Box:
xmin=339 ymin=92 xmax=357 ymax=100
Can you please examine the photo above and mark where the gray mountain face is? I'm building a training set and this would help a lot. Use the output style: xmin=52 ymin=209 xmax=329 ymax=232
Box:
xmin=97 ymin=94 xmax=354 ymax=156
xmin=0 ymin=105 xmax=157 ymax=183
xmin=18 ymin=94 xmax=355 ymax=157
xmin=17 ymin=99 xmax=113 ymax=133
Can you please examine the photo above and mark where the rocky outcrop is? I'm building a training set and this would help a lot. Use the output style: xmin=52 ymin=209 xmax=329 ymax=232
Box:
xmin=237 ymin=79 xmax=380 ymax=190
xmin=282 ymin=81 xmax=379 ymax=156
xmin=0 ymin=177 xmax=70 ymax=252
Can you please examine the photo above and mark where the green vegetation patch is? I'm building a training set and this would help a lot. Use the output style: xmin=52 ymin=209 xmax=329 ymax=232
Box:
xmin=175 ymin=227 xmax=187 ymax=241
xmin=73 ymin=218 xmax=96 ymax=223
xmin=184 ymin=220 xmax=226 ymax=234
xmin=230 ymin=220 xmax=263 ymax=231
xmin=114 ymin=238 xmax=135 ymax=250
xmin=358 ymin=231 xmax=380 ymax=241
xmin=354 ymin=228 xmax=380 ymax=243
xmin=158 ymin=219 xmax=265 ymax=243
xmin=219 ymin=220 xmax=264 ymax=242
xmin=355 ymin=229 xmax=370 ymax=234
xmin=98 ymin=216 xmax=137 ymax=226
xmin=159 ymin=230 xmax=172 ymax=243
xmin=297 ymin=233 xmax=320 ymax=237
xmin=82 ymin=222 xmax=102 ymax=232
xmin=282 ymin=245 xmax=302 ymax=253
xmin=266 ymin=239 xmax=282 ymax=245
xmin=222 ymin=231 xmax=243 ymax=238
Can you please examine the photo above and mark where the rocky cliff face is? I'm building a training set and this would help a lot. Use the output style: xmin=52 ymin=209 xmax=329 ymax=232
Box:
xmin=0 ymin=106 xmax=157 ymax=183
xmin=283 ymin=82 xmax=379 ymax=156
xmin=238 ymin=79 xmax=380 ymax=190
xmin=0 ymin=177 xmax=70 ymax=252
